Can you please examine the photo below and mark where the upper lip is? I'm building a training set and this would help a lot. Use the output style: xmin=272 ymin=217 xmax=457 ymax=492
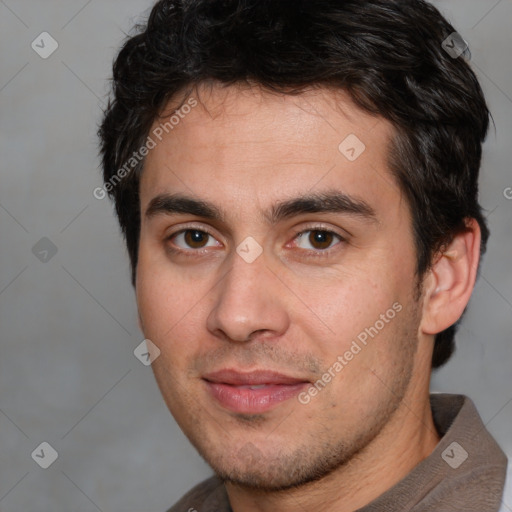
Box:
xmin=202 ymin=369 xmax=309 ymax=386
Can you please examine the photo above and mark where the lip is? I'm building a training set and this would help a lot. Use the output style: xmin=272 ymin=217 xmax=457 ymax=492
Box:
xmin=203 ymin=369 xmax=310 ymax=414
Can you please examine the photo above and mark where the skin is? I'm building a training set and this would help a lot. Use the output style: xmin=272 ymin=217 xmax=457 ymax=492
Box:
xmin=135 ymin=82 xmax=480 ymax=512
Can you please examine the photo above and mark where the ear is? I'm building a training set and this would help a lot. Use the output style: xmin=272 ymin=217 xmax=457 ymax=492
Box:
xmin=420 ymin=218 xmax=481 ymax=336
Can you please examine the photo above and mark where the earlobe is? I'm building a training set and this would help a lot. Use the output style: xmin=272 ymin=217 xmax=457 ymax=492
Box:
xmin=420 ymin=219 xmax=481 ymax=336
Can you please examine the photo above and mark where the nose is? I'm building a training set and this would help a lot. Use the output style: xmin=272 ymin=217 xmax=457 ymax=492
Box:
xmin=206 ymin=247 xmax=290 ymax=343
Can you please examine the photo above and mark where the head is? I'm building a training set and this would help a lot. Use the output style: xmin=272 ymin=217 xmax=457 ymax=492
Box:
xmin=98 ymin=0 xmax=489 ymax=492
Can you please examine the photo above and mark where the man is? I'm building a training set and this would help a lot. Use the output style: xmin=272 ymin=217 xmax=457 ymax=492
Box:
xmin=98 ymin=0 xmax=508 ymax=510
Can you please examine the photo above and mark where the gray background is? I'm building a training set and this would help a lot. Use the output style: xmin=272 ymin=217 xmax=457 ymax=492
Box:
xmin=0 ymin=1 xmax=510 ymax=511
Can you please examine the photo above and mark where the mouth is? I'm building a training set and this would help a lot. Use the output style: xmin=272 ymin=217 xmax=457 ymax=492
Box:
xmin=202 ymin=369 xmax=310 ymax=414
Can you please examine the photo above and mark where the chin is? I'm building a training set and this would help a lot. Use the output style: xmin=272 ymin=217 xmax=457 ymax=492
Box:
xmin=198 ymin=439 xmax=354 ymax=492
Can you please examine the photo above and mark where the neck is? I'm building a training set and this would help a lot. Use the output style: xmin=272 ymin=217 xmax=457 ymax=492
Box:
xmin=225 ymin=390 xmax=440 ymax=512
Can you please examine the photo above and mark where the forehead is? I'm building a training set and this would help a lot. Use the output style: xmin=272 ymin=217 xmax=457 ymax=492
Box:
xmin=140 ymin=83 xmax=402 ymax=220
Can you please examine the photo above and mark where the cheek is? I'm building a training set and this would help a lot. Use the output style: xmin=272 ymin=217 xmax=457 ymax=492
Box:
xmin=136 ymin=246 xmax=184 ymax=342
xmin=136 ymin=237 xmax=183 ymax=318
xmin=135 ymin=246 xmax=217 ymax=366
xmin=293 ymin=268 xmax=398 ymax=337
xmin=289 ymin=258 xmax=414 ymax=379
xmin=136 ymin=264 xmax=167 ymax=330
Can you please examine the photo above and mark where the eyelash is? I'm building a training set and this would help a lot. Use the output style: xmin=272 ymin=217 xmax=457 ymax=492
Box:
xmin=292 ymin=228 xmax=345 ymax=257
xmin=165 ymin=225 xmax=346 ymax=258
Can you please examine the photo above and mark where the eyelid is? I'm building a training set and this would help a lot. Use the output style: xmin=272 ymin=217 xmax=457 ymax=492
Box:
xmin=289 ymin=225 xmax=346 ymax=252
xmin=165 ymin=223 xmax=223 ymax=252
xmin=291 ymin=221 xmax=348 ymax=241
xmin=166 ymin=223 xmax=218 ymax=238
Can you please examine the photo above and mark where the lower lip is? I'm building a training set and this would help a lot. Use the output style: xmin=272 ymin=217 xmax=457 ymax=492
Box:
xmin=204 ymin=381 xmax=308 ymax=414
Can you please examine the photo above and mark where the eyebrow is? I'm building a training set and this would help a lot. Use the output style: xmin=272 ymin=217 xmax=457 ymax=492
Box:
xmin=145 ymin=190 xmax=377 ymax=225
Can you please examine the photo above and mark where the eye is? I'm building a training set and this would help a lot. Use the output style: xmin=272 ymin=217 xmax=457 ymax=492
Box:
xmin=170 ymin=229 xmax=220 ymax=250
xmin=293 ymin=229 xmax=344 ymax=251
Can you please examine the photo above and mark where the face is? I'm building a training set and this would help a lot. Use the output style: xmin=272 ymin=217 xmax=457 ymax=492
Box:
xmin=136 ymin=83 xmax=426 ymax=490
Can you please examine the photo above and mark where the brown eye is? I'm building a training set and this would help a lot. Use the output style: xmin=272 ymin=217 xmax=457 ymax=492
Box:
xmin=295 ymin=229 xmax=342 ymax=251
xmin=183 ymin=230 xmax=209 ymax=248
xmin=171 ymin=229 xmax=219 ymax=250
xmin=308 ymin=230 xmax=334 ymax=250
